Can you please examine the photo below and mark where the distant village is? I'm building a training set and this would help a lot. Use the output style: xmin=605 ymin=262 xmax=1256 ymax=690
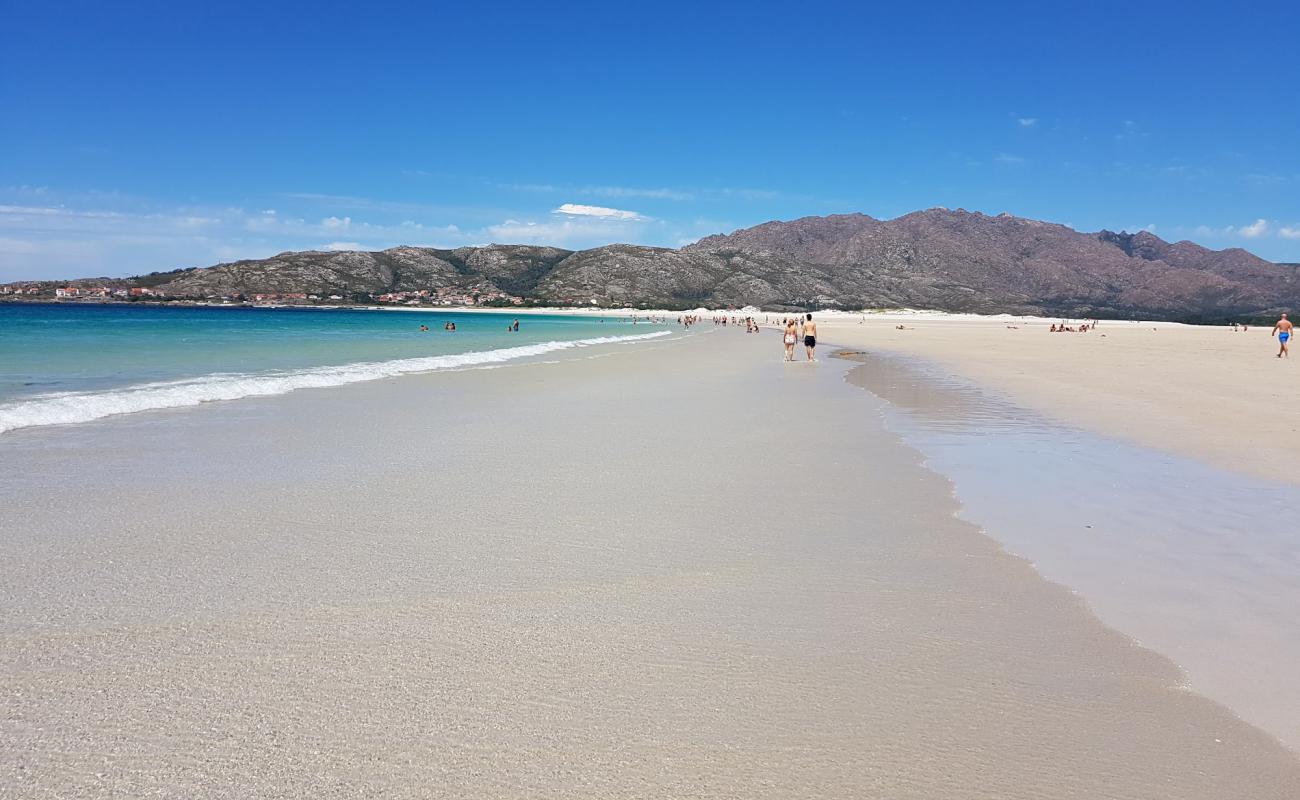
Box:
xmin=0 ymin=282 xmax=529 ymax=308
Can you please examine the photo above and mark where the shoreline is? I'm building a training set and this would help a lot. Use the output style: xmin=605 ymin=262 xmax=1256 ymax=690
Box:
xmin=0 ymin=296 xmax=1256 ymax=323
xmin=831 ymin=345 xmax=1300 ymax=753
xmin=3 ymin=330 xmax=1297 ymax=796
xmin=0 ymin=320 xmax=676 ymax=436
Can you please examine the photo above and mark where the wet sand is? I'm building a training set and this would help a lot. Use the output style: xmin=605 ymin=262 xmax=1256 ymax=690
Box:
xmin=2 ymin=331 xmax=1298 ymax=798
xmin=834 ymin=347 xmax=1300 ymax=752
xmin=816 ymin=315 xmax=1299 ymax=484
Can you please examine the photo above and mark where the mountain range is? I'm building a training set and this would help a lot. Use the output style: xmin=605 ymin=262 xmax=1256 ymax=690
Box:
xmin=30 ymin=209 xmax=1300 ymax=319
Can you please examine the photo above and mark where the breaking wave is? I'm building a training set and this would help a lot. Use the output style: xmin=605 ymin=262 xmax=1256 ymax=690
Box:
xmin=0 ymin=330 xmax=672 ymax=434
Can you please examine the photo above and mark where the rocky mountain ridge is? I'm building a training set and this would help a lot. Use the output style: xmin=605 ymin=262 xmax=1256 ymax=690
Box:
xmin=16 ymin=209 xmax=1300 ymax=319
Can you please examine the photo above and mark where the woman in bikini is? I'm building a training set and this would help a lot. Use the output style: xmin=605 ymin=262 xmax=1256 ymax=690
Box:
xmin=783 ymin=319 xmax=798 ymax=362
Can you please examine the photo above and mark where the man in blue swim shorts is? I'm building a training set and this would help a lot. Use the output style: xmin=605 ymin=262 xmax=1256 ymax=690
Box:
xmin=1272 ymin=313 xmax=1293 ymax=358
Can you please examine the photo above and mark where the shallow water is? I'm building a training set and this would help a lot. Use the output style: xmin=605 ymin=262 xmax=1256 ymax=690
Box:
xmin=0 ymin=304 xmax=670 ymax=432
xmin=843 ymin=350 xmax=1300 ymax=751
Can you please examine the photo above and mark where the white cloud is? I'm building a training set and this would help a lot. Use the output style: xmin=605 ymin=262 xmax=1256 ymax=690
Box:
xmin=1017 ymin=117 xmax=1038 ymax=127
xmin=322 ymin=241 xmax=362 ymax=251
xmin=553 ymin=203 xmax=647 ymax=221
xmin=1240 ymin=218 xmax=1269 ymax=238
xmin=322 ymin=215 xmax=352 ymax=230
xmin=995 ymin=153 xmax=1026 ymax=165
xmin=1279 ymin=226 xmax=1300 ymax=240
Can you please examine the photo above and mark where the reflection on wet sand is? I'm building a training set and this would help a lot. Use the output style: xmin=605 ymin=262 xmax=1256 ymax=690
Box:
xmin=837 ymin=347 xmax=1300 ymax=752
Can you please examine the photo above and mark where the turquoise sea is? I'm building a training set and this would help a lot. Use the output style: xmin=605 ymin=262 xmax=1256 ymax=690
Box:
xmin=0 ymin=304 xmax=670 ymax=433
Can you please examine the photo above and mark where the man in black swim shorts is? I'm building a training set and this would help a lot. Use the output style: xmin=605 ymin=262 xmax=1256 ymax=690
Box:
xmin=803 ymin=313 xmax=818 ymax=361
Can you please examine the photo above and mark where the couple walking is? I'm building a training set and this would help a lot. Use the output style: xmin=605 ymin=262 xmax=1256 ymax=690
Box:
xmin=782 ymin=313 xmax=817 ymax=362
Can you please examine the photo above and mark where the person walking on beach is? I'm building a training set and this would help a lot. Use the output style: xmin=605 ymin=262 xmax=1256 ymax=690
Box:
xmin=782 ymin=319 xmax=798 ymax=361
xmin=1273 ymin=313 xmax=1293 ymax=358
xmin=803 ymin=313 xmax=818 ymax=361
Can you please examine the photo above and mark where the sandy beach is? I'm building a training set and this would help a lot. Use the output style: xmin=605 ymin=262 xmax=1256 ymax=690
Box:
xmin=2 ymin=326 xmax=1297 ymax=798
xmin=815 ymin=313 xmax=1299 ymax=484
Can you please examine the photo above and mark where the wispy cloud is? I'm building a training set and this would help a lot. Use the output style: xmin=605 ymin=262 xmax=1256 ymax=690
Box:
xmin=1243 ymin=173 xmax=1287 ymax=187
xmin=1017 ymin=117 xmax=1038 ymax=127
xmin=1194 ymin=219 xmax=1280 ymax=240
xmin=500 ymin=182 xmax=559 ymax=194
xmin=1114 ymin=120 xmax=1149 ymax=142
xmin=585 ymin=186 xmax=694 ymax=201
xmin=553 ymin=203 xmax=647 ymax=221
xmin=280 ymin=192 xmax=501 ymax=220
xmin=499 ymin=181 xmax=792 ymax=203
xmin=503 ymin=182 xmax=693 ymax=201
xmin=994 ymin=153 xmax=1026 ymax=165
xmin=482 ymin=215 xmax=673 ymax=249
xmin=0 ymin=198 xmax=487 ymax=280
xmin=709 ymin=187 xmax=781 ymax=201
xmin=0 ymin=189 xmax=688 ymax=280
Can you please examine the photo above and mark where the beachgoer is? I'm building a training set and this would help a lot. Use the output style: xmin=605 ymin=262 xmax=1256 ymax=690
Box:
xmin=783 ymin=319 xmax=797 ymax=361
xmin=803 ymin=313 xmax=818 ymax=361
xmin=1273 ymin=313 xmax=1293 ymax=358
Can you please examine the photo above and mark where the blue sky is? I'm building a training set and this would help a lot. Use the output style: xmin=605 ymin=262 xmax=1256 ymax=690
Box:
xmin=2 ymin=0 xmax=1298 ymax=281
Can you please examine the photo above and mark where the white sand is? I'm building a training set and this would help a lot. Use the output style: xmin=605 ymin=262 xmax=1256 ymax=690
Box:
xmin=813 ymin=313 xmax=1298 ymax=484
xmin=1 ymin=330 xmax=1297 ymax=797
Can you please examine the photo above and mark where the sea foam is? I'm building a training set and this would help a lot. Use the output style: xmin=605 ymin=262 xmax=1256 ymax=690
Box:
xmin=0 ymin=330 xmax=671 ymax=434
